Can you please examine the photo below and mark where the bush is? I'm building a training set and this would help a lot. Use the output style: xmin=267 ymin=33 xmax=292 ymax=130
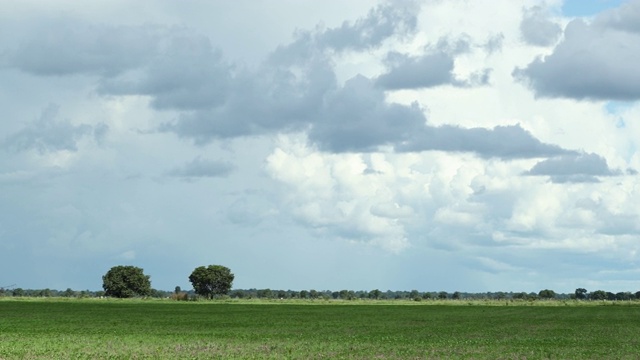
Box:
xmin=171 ymin=292 xmax=189 ymax=301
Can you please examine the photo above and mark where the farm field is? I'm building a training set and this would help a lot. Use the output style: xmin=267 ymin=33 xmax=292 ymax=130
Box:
xmin=1 ymin=299 xmax=640 ymax=359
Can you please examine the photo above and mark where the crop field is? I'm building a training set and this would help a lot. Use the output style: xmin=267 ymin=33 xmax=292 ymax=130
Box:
xmin=1 ymin=299 xmax=640 ymax=359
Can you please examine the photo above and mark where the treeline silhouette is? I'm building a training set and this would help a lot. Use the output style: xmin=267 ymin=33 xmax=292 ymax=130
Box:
xmin=1 ymin=286 xmax=639 ymax=301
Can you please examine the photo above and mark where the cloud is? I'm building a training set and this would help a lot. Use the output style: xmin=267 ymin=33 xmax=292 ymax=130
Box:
xmin=514 ymin=2 xmax=640 ymax=100
xmin=524 ymin=153 xmax=622 ymax=183
xmin=376 ymin=37 xmax=491 ymax=90
xmin=10 ymin=20 xmax=159 ymax=77
xmin=98 ymin=34 xmax=232 ymax=111
xmin=316 ymin=1 xmax=419 ymax=51
xmin=307 ymin=75 xmax=426 ymax=152
xmin=270 ymin=1 xmax=419 ymax=63
xmin=3 ymin=104 xmax=100 ymax=154
xmin=167 ymin=157 xmax=234 ymax=179
xmin=519 ymin=6 xmax=562 ymax=46
xmin=399 ymin=124 xmax=574 ymax=159
xmin=375 ymin=51 xmax=490 ymax=90
xmin=159 ymin=57 xmax=336 ymax=142
xmin=594 ymin=0 xmax=640 ymax=33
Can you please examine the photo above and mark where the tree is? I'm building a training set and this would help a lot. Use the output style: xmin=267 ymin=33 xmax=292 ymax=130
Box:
xmin=538 ymin=289 xmax=556 ymax=299
xmin=102 ymin=265 xmax=151 ymax=298
xmin=590 ymin=290 xmax=607 ymax=300
xmin=438 ymin=291 xmax=448 ymax=299
xmin=369 ymin=289 xmax=382 ymax=300
xmin=574 ymin=288 xmax=587 ymax=300
xmin=512 ymin=292 xmax=527 ymax=300
xmin=188 ymin=265 xmax=234 ymax=299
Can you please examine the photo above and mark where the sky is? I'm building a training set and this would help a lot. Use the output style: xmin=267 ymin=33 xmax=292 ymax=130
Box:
xmin=2 ymin=0 xmax=640 ymax=294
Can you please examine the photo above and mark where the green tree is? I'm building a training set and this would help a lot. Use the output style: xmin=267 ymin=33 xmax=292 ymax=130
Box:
xmin=409 ymin=290 xmax=420 ymax=300
xmin=438 ymin=291 xmax=448 ymax=299
xmin=369 ymin=289 xmax=382 ymax=300
xmin=188 ymin=265 xmax=234 ymax=299
xmin=512 ymin=292 xmax=527 ymax=300
xmin=574 ymin=288 xmax=587 ymax=300
xmin=102 ymin=265 xmax=151 ymax=298
xmin=538 ymin=289 xmax=556 ymax=299
xmin=590 ymin=290 xmax=606 ymax=300
xmin=452 ymin=291 xmax=461 ymax=300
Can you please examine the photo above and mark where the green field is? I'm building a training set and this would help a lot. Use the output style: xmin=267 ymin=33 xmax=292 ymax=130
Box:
xmin=1 ymin=299 xmax=640 ymax=359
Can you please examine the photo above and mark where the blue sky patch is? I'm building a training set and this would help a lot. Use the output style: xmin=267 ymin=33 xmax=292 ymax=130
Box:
xmin=562 ymin=0 xmax=625 ymax=17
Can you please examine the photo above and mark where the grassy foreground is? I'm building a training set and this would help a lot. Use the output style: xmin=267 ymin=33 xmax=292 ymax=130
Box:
xmin=1 ymin=299 xmax=640 ymax=359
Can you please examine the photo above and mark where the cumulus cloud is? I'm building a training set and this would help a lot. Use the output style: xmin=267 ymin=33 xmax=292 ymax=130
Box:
xmin=524 ymin=153 xmax=622 ymax=183
xmin=3 ymin=104 xmax=101 ymax=154
xmin=594 ymin=0 xmax=640 ymax=33
xmin=519 ymin=6 xmax=562 ymax=46
xmin=515 ymin=2 xmax=640 ymax=100
xmin=266 ymin=139 xmax=411 ymax=253
xmin=159 ymin=57 xmax=336 ymax=142
xmin=307 ymin=75 xmax=425 ymax=152
xmin=167 ymin=157 xmax=234 ymax=179
xmin=376 ymin=51 xmax=490 ymax=89
xmin=376 ymin=37 xmax=491 ymax=90
xmin=271 ymin=1 xmax=419 ymax=63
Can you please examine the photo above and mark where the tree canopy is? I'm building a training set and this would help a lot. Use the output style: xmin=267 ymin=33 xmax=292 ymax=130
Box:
xmin=188 ymin=265 xmax=234 ymax=299
xmin=538 ymin=289 xmax=556 ymax=299
xmin=102 ymin=265 xmax=151 ymax=298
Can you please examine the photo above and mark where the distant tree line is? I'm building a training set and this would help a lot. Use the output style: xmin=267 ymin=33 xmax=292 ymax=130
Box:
xmin=3 ymin=269 xmax=640 ymax=303
xmin=3 ymin=287 xmax=640 ymax=301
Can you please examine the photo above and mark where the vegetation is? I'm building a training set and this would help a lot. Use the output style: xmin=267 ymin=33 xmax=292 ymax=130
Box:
xmin=2 ymin=299 xmax=640 ymax=358
xmin=188 ymin=264 xmax=234 ymax=299
xmin=102 ymin=265 xmax=151 ymax=298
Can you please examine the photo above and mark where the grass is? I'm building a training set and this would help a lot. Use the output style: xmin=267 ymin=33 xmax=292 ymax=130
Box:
xmin=1 ymin=298 xmax=640 ymax=359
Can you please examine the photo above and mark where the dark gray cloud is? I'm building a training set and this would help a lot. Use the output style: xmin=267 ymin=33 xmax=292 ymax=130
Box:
xmin=317 ymin=1 xmax=418 ymax=51
xmin=3 ymin=104 xmax=101 ymax=154
xmin=514 ymin=9 xmax=640 ymax=100
xmin=162 ymin=69 xmax=560 ymax=158
xmin=399 ymin=124 xmax=573 ymax=159
xmin=3 ymin=2 xmax=574 ymax=162
xmin=594 ymin=0 xmax=640 ymax=33
xmin=308 ymin=75 xmax=426 ymax=152
xmin=524 ymin=153 xmax=621 ymax=183
xmin=98 ymin=35 xmax=232 ymax=111
xmin=160 ymin=58 xmax=336 ymax=143
xmin=375 ymin=36 xmax=491 ymax=90
xmin=167 ymin=157 xmax=234 ymax=179
xmin=10 ymin=20 xmax=159 ymax=77
xmin=376 ymin=51 xmax=455 ymax=89
xmin=519 ymin=6 xmax=562 ymax=46
xmin=375 ymin=50 xmax=490 ymax=90
xmin=270 ymin=1 xmax=419 ymax=64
